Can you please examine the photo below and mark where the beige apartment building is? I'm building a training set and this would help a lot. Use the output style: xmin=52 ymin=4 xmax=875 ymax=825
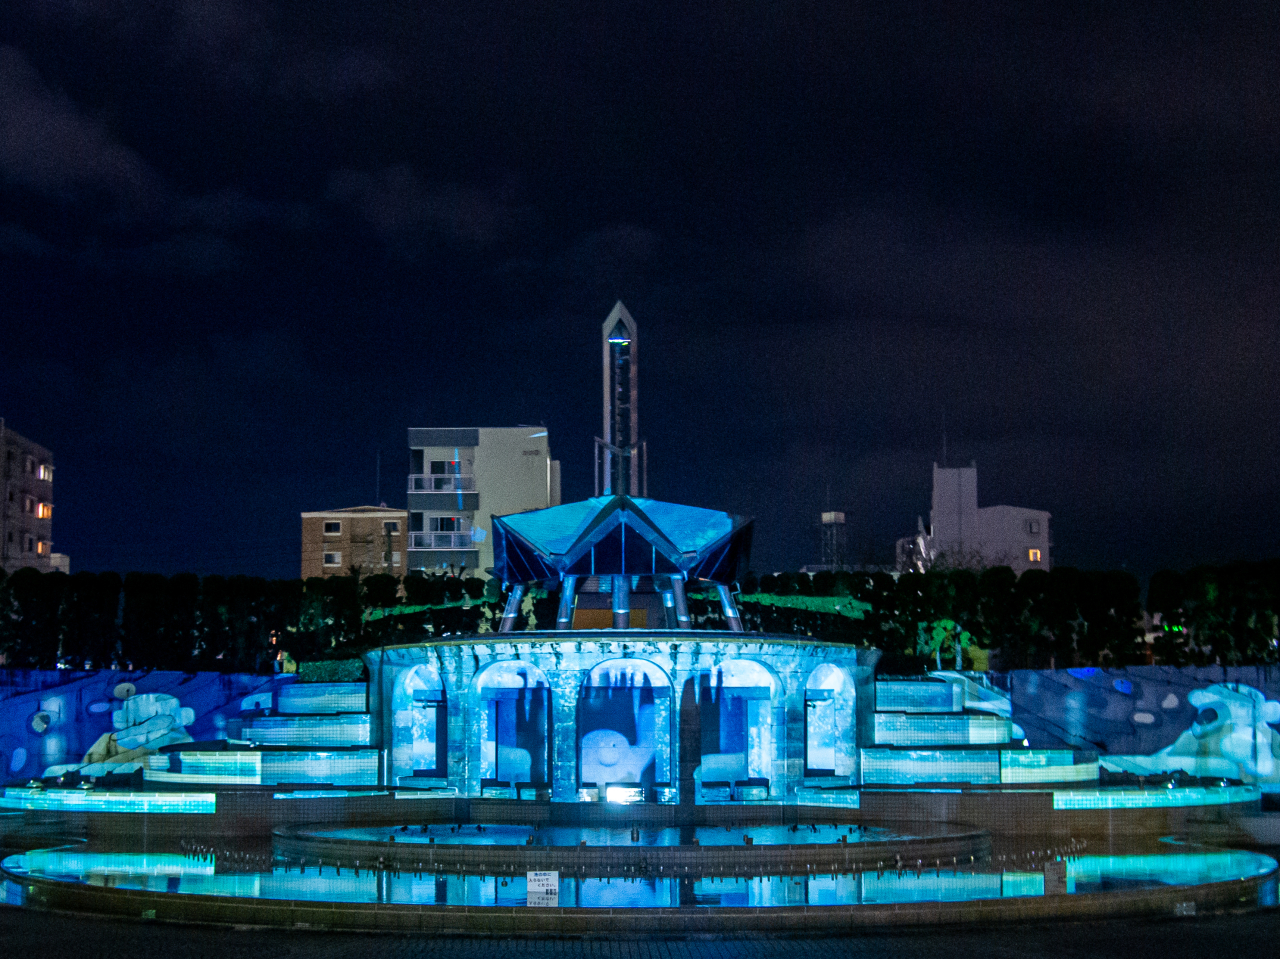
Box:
xmin=407 ymin=427 xmax=561 ymax=576
xmin=1 ymin=420 xmax=66 ymax=574
xmin=300 ymin=506 xmax=409 ymax=580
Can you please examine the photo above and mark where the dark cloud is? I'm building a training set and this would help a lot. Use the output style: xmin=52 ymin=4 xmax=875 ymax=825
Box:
xmin=325 ymin=166 xmax=531 ymax=251
xmin=1 ymin=0 xmax=1278 ymax=578
xmin=0 ymin=46 xmax=168 ymax=218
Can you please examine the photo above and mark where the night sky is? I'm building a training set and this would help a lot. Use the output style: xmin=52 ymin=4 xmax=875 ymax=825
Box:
xmin=1 ymin=2 xmax=1277 ymax=582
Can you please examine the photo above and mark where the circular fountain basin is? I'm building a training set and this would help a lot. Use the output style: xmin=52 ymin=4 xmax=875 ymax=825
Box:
xmin=274 ymin=821 xmax=989 ymax=876
xmin=3 ymin=845 xmax=1274 ymax=935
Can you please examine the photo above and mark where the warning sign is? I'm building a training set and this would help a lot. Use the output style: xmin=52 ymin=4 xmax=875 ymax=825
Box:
xmin=527 ymin=870 xmax=559 ymax=907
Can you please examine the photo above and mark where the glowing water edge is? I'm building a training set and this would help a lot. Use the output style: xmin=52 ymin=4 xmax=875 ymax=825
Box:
xmin=309 ymin=823 xmax=908 ymax=846
xmin=5 ymin=848 xmax=1275 ymax=909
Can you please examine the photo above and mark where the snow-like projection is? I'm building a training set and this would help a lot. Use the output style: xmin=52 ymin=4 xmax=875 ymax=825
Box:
xmin=1107 ymin=683 xmax=1280 ymax=787
xmin=476 ymin=661 xmax=550 ymax=785
xmin=390 ymin=663 xmax=446 ymax=785
xmin=44 ymin=688 xmax=195 ymax=778
xmin=578 ymin=659 xmax=671 ymax=786
xmin=698 ymin=660 xmax=777 ymax=787
xmin=804 ymin=664 xmax=855 ymax=777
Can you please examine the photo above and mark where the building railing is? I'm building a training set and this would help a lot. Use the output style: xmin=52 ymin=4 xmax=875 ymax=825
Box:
xmin=410 ymin=532 xmax=473 ymax=549
xmin=408 ymin=473 xmax=475 ymax=492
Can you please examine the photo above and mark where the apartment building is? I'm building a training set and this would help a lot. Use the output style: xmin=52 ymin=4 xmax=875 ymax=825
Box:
xmin=0 ymin=421 xmax=63 ymax=575
xmin=407 ymin=427 xmax=561 ymax=576
xmin=896 ymin=463 xmax=1051 ymax=576
xmin=300 ymin=506 xmax=409 ymax=580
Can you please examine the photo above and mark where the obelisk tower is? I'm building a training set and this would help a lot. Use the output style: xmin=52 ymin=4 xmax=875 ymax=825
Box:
xmin=597 ymin=301 xmax=644 ymax=496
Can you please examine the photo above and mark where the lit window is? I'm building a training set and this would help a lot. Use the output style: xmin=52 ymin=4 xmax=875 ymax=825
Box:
xmin=384 ymin=520 xmax=400 ymax=535
xmin=36 ymin=502 xmax=52 ymax=519
xmin=1029 ymin=549 xmax=1042 ymax=563
xmin=323 ymin=551 xmax=342 ymax=566
xmin=1028 ymin=519 xmax=1040 ymax=534
xmin=37 ymin=463 xmax=53 ymax=481
xmin=36 ymin=540 xmax=47 ymax=555
xmin=323 ymin=521 xmax=341 ymax=535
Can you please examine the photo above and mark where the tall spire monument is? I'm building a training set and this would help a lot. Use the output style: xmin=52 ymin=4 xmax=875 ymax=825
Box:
xmin=596 ymin=301 xmax=646 ymax=496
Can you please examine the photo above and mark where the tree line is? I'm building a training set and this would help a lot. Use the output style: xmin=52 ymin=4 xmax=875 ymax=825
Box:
xmin=1 ymin=560 xmax=1277 ymax=674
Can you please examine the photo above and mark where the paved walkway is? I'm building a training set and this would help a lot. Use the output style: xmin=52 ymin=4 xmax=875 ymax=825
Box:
xmin=1 ymin=903 xmax=1278 ymax=959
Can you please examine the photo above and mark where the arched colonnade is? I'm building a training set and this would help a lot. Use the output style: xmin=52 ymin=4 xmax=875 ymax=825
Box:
xmin=366 ymin=632 xmax=879 ymax=803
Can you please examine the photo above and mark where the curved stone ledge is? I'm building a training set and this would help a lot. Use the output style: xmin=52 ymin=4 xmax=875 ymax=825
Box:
xmin=272 ymin=824 xmax=991 ymax=878
xmin=6 ymin=864 xmax=1274 ymax=937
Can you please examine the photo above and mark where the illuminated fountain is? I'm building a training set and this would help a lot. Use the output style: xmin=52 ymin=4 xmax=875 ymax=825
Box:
xmin=1 ymin=303 xmax=1274 ymax=933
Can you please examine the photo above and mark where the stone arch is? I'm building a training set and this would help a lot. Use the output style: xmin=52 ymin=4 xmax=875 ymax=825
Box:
xmin=473 ymin=660 xmax=552 ymax=786
xmin=390 ymin=663 xmax=446 ymax=786
xmin=804 ymin=663 xmax=856 ymax=778
xmin=578 ymin=658 xmax=673 ymax=791
xmin=695 ymin=658 xmax=782 ymax=796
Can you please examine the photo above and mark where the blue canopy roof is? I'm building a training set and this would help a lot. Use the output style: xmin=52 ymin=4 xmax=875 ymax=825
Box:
xmin=492 ymin=495 xmax=752 ymax=586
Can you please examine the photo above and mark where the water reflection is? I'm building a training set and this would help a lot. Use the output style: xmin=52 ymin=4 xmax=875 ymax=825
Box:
xmin=307 ymin=823 xmax=908 ymax=847
xmin=4 ymin=848 xmax=1274 ymax=909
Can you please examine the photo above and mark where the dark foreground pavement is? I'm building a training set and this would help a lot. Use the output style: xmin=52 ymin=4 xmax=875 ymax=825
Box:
xmin=1 ymin=903 xmax=1277 ymax=959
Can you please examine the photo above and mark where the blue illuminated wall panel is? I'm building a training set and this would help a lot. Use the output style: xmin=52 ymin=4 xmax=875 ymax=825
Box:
xmin=876 ymin=681 xmax=959 ymax=713
xmin=860 ymin=749 xmax=1000 ymax=785
xmin=1000 ymin=750 xmax=1098 ymax=783
xmin=0 ymin=787 xmax=216 ymax=813
xmin=873 ymin=713 xmax=1011 ymax=746
xmin=276 ymin=683 xmax=367 ymax=715
xmin=0 ymin=669 xmax=286 ymax=781
xmin=243 ymin=715 xmax=371 ymax=747
xmin=260 ymin=749 xmax=379 ymax=786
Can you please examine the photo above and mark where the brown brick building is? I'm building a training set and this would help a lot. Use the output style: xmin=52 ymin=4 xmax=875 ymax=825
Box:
xmin=1 ymin=420 xmax=64 ymax=575
xmin=300 ymin=506 xmax=409 ymax=580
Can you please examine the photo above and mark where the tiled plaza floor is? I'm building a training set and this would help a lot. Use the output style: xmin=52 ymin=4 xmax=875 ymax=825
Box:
xmin=1 ymin=903 xmax=1277 ymax=959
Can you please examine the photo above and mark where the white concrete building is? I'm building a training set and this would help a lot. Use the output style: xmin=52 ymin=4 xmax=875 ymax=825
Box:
xmin=407 ymin=427 xmax=561 ymax=576
xmin=897 ymin=464 xmax=1051 ymax=576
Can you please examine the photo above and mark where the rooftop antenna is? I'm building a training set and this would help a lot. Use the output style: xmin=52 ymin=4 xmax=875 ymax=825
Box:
xmin=941 ymin=407 xmax=948 ymax=468
xmin=376 ymin=450 xmax=380 ymax=505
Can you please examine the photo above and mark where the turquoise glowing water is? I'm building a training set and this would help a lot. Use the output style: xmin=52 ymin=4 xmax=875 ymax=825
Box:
xmin=306 ymin=823 xmax=908 ymax=847
xmin=4 ymin=848 xmax=1274 ymax=909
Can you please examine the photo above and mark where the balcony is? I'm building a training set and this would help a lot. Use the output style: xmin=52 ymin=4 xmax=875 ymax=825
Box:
xmin=410 ymin=532 xmax=474 ymax=550
xmin=408 ymin=473 xmax=476 ymax=492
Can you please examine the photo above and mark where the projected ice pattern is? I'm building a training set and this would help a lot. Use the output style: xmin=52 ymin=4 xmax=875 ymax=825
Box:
xmin=476 ymin=661 xmax=550 ymax=785
xmin=579 ymin=659 xmax=670 ymax=786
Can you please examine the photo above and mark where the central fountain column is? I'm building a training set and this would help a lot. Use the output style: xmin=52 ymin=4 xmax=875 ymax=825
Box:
xmin=556 ymin=575 xmax=579 ymax=629
xmin=612 ymin=574 xmax=631 ymax=629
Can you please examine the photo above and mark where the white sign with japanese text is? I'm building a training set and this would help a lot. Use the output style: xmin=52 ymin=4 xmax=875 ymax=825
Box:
xmin=527 ymin=870 xmax=559 ymax=907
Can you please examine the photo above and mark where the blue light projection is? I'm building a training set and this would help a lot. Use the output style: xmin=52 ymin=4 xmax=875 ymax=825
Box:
xmin=579 ymin=659 xmax=670 ymax=788
xmin=0 ymin=788 xmax=215 ymax=813
xmin=697 ymin=659 xmax=778 ymax=795
xmin=0 ymin=669 xmax=281 ymax=782
xmin=390 ymin=664 xmax=446 ymax=786
xmin=804 ymin=664 xmax=854 ymax=777
xmin=6 ymin=849 xmax=1273 ymax=908
xmin=475 ymin=661 xmax=550 ymax=786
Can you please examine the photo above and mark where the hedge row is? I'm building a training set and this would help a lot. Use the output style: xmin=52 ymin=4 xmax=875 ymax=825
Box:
xmin=2 ymin=560 xmax=1278 ymax=674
